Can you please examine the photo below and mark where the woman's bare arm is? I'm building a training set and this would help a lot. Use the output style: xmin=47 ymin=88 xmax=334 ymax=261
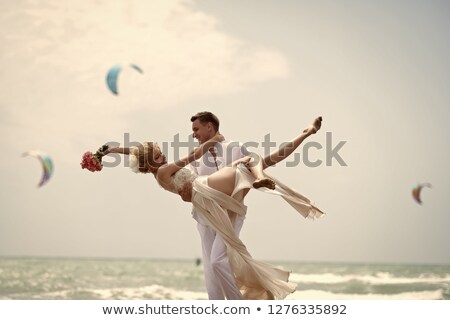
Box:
xmin=102 ymin=147 xmax=131 ymax=155
xmin=262 ymin=117 xmax=322 ymax=169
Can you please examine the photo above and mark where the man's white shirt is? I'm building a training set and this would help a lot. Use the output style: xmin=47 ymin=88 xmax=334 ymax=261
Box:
xmin=189 ymin=140 xmax=248 ymax=224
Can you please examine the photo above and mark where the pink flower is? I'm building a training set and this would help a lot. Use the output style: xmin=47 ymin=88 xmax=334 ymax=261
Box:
xmin=80 ymin=145 xmax=108 ymax=172
xmin=80 ymin=151 xmax=103 ymax=172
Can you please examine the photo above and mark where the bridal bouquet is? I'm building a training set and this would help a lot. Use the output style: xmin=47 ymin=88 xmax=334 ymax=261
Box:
xmin=80 ymin=145 xmax=109 ymax=172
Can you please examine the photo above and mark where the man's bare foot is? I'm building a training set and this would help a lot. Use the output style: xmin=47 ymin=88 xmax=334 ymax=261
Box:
xmin=253 ymin=178 xmax=276 ymax=190
xmin=303 ymin=116 xmax=322 ymax=134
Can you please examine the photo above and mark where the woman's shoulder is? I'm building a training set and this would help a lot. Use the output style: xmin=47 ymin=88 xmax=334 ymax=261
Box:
xmin=155 ymin=167 xmax=178 ymax=193
xmin=155 ymin=164 xmax=171 ymax=179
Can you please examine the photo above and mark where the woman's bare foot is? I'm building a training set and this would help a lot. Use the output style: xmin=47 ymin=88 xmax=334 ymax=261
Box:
xmin=253 ymin=178 xmax=276 ymax=190
xmin=303 ymin=116 xmax=322 ymax=134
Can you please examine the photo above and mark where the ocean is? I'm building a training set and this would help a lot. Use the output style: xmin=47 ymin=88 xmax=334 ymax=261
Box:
xmin=0 ymin=257 xmax=448 ymax=300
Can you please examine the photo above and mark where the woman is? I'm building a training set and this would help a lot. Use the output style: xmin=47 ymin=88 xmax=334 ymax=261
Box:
xmin=98 ymin=116 xmax=324 ymax=299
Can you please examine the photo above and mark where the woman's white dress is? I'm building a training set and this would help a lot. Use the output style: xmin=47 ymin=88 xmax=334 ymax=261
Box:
xmin=174 ymin=165 xmax=324 ymax=300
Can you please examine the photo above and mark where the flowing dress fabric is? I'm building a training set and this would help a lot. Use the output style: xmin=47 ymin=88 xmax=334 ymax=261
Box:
xmin=191 ymin=164 xmax=324 ymax=300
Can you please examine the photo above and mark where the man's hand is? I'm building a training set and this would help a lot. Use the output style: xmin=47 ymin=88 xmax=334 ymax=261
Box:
xmin=214 ymin=132 xmax=225 ymax=142
xmin=178 ymin=181 xmax=193 ymax=202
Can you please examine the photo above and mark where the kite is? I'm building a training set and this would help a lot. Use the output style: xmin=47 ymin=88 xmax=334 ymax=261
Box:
xmin=412 ymin=183 xmax=432 ymax=205
xmin=22 ymin=150 xmax=54 ymax=187
xmin=106 ymin=64 xmax=143 ymax=95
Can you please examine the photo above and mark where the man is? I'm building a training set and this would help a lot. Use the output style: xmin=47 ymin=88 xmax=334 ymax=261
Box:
xmin=179 ymin=111 xmax=248 ymax=300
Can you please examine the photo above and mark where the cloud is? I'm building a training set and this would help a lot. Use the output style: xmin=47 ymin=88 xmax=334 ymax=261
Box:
xmin=0 ymin=0 xmax=288 ymax=137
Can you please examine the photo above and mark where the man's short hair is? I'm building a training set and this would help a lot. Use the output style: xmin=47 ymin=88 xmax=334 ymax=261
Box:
xmin=190 ymin=111 xmax=220 ymax=131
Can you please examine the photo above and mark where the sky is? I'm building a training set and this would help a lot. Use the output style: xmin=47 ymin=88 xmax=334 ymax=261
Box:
xmin=0 ymin=0 xmax=449 ymax=264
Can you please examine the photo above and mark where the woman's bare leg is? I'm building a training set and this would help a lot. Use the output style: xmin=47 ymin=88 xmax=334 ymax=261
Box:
xmin=248 ymin=155 xmax=276 ymax=190
xmin=207 ymin=153 xmax=276 ymax=197
xmin=207 ymin=117 xmax=322 ymax=195
xmin=303 ymin=116 xmax=322 ymax=134
xmin=262 ymin=116 xmax=322 ymax=169
xmin=207 ymin=167 xmax=238 ymax=196
xmin=230 ymin=156 xmax=275 ymax=190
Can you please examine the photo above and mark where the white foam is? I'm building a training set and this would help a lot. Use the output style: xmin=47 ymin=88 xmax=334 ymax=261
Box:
xmin=8 ymin=285 xmax=446 ymax=301
xmin=289 ymin=272 xmax=450 ymax=285
xmin=41 ymin=285 xmax=208 ymax=300
xmin=89 ymin=285 xmax=207 ymax=300
xmin=286 ymin=289 xmax=444 ymax=300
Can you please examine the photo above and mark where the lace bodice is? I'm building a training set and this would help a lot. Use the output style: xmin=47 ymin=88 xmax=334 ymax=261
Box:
xmin=172 ymin=168 xmax=197 ymax=191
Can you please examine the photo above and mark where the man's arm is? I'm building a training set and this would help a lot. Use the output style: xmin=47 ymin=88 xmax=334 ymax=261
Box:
xmin=178 ymin=181 xmax=193 ymax=202
xmin=158 ymin=133 xmax=224 ymax=182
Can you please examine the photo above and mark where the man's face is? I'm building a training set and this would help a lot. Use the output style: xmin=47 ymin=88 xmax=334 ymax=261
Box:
xmin=192 ymin=119 xmax=215 ymax=144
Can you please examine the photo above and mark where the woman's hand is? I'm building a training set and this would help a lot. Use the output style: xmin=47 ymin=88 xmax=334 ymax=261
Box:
xmin=96 ymin=145 xmax=110 ymax=156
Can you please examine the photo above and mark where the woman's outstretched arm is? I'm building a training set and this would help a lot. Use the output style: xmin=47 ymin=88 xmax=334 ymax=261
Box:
xmin=262 ymin=116 xmax=322 ymax=169
xmin=101 ymin=146 xmax=131 ymax=155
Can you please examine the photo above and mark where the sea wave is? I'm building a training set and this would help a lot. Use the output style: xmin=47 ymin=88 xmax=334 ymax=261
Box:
xmin=1 ymin=258 xmax=448 ymax=300
xmin=286 ymin=289 xmax=444 ymax=300
xmin=2 ymin=285 xmax=446 ymax=300
xmin=289 ymin=272 xmax=450 ymax=285
xmin=30 ymin=285 xmax=208 ymax=300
